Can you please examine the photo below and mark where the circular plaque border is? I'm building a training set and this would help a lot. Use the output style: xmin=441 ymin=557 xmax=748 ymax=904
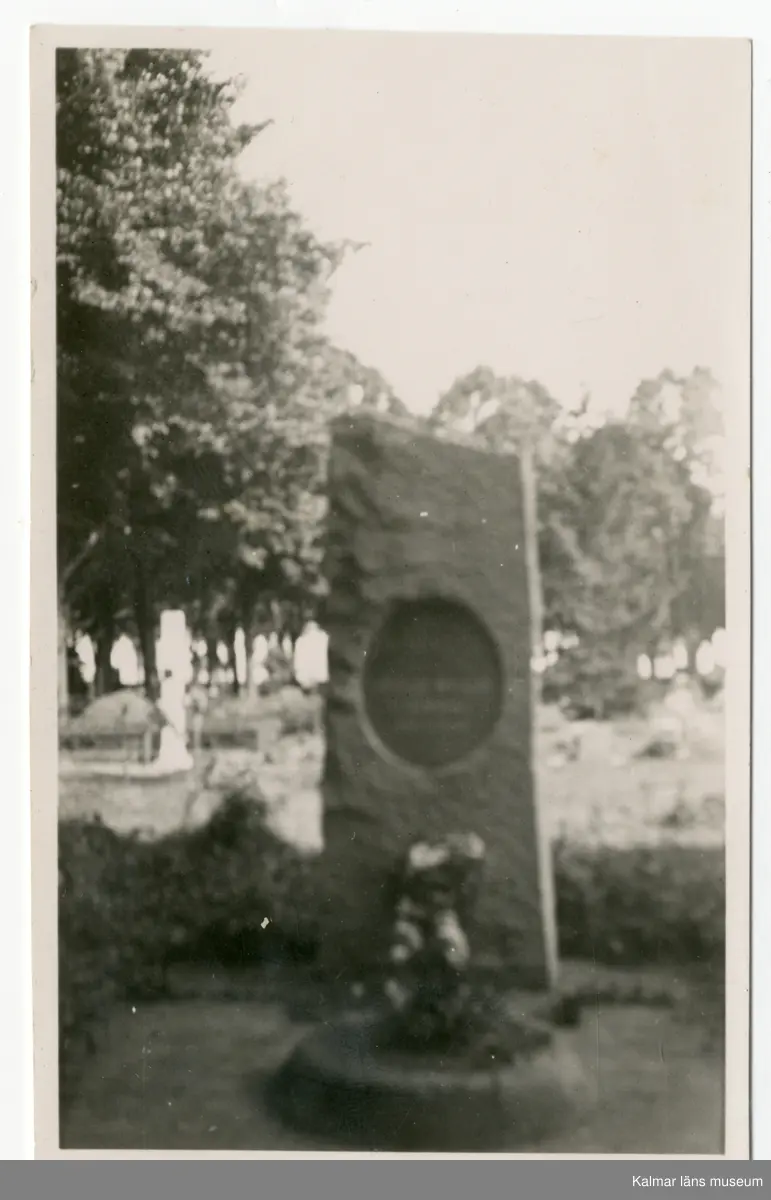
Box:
xmin=358 ymin=594 xmax=505 ymax=774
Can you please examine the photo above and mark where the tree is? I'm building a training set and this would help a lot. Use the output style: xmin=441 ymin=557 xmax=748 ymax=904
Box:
xmin=314 ymin=344 xmax=410 ymax=419
xmin=56 ymin=49 xmax=343 ymax=700
xmin=626 ymin=367 xmax=725 ymax=657
xmin=57 ymin=48 xmax=257 ymax=692
xmin=541 ymin=399 xmax=721 ymax=716
xmin=429 ymin=368 xmax=563 ymax=674
xmin=428 ymin=366 xmax=724 ymax=718
xmin=428 ymin=366 xmax=560 ymax=455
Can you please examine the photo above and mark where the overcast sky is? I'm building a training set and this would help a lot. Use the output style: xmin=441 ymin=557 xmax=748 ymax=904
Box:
xmin=207 ymin=33 xmax=749 ymax=417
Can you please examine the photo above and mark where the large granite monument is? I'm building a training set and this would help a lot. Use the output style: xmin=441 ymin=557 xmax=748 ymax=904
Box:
xmin=319 ymin=412 xmax=558 ymax=990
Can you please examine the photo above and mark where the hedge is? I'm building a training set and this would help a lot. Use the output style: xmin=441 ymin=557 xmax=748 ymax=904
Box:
xmin=58 ymin=792 xmax=319 ymax=1106
xmin=58 ymin=793 xmax=724 ymax=1107
xmin=553 ymin=837 xmax=724 ymax=967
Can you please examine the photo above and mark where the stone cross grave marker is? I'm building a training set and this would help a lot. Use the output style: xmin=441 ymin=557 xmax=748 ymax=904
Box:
xmin=319 ymin=411 xmax=558 ymax=991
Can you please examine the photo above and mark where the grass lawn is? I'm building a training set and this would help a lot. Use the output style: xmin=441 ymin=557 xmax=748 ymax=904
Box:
xmin=59 ymin=960 xmax=724 ymax=1154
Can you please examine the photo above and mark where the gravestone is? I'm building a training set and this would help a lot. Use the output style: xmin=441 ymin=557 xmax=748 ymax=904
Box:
xmin=155 ymin=609 xmax=193 ymax=772
xmin=319 ymin=412 xmax=558 ymax=990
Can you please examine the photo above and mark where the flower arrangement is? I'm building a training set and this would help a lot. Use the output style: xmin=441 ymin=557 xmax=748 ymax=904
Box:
xmin=379 ymin=831 xmax=549 ymax=1062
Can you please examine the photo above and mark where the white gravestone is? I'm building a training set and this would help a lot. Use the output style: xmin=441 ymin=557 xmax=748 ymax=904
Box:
xmin=155 ymin=610 xmax=194 ymax=772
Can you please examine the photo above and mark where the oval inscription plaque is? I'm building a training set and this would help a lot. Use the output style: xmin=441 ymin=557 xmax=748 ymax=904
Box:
xmin=362 ymin=597 xmax=504 ymax=769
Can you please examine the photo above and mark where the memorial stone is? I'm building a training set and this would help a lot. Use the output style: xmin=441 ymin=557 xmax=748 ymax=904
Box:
xmin=319 ymin=412 xmax=558 ymax=989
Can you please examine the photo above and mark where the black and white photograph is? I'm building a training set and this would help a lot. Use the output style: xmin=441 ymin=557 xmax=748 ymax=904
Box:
xmin=34 ymin=28 xmax=750 ymax=1155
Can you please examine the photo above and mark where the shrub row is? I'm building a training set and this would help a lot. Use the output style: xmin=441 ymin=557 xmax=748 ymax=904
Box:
xmin=58 ymin=794 xmax=725 ymax=1106
xmin=553 ymin=837 xmax=725 ymax=967
xmin=58 ymin=792 xmax=319 ymax=1106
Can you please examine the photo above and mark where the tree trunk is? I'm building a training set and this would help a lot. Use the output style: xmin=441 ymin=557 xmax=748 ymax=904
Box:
xmin=58 ymin=531 xmax=102 ymax=717
xmin=684 ymin=628 xmax=702 ymax=676
xmin=226 ymin=628 xmax=240 ymax=695
xmin=242 ymin=617 xmax=255 ymax=691
xmin=133 ymin=559 xmax=157 ymax=700
xmin=94 ymin=623 xmax=116 ymax=696
xmin=206 ymin=637 xmax=219 ymax=684
xmin=238 ymin=587 xmax=256 ymax=692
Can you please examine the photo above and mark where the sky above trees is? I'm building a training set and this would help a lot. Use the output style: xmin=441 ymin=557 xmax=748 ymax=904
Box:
xmin=206 ymin=33 xmax=748 ymax=419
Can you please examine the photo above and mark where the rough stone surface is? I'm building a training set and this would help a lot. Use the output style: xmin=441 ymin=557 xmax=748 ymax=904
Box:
xmin=318 ymin=413 xmax=557 ymax=987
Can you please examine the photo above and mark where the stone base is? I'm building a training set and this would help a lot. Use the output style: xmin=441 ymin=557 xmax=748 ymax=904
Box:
xmin=267 ymin=1012 xmax=590 ymax=1151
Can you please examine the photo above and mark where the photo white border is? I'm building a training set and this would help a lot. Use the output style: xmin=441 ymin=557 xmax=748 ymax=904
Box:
xmin=3 ymin=0 xmax=767 ymax=1163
